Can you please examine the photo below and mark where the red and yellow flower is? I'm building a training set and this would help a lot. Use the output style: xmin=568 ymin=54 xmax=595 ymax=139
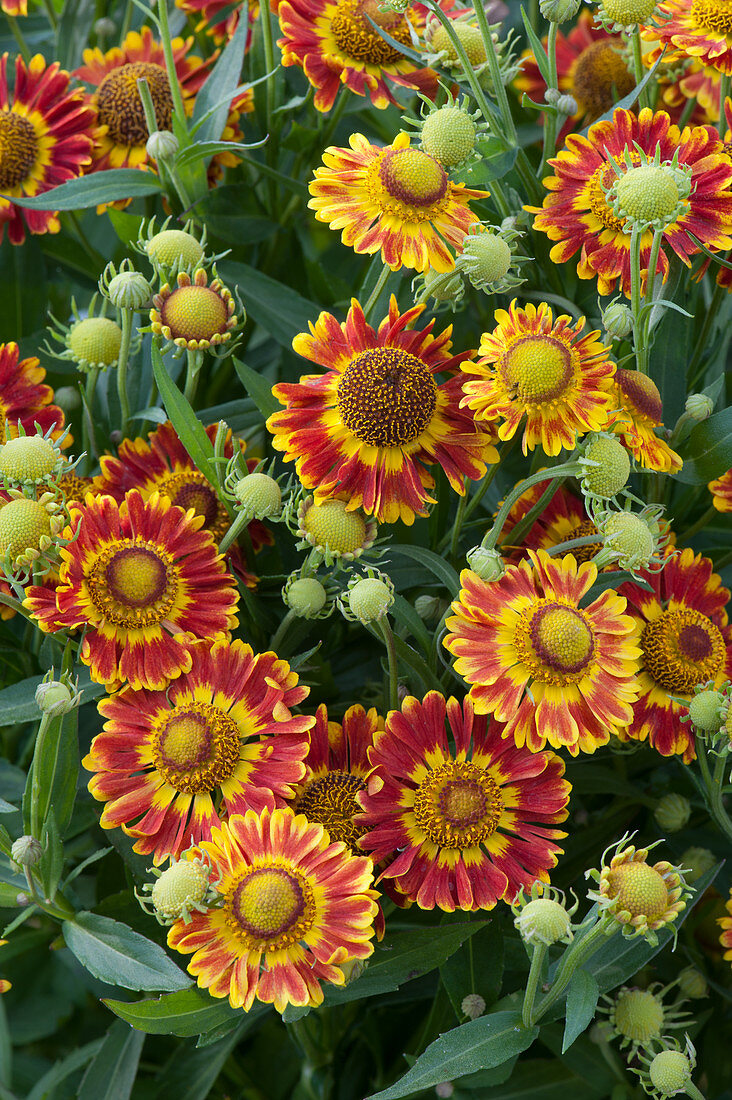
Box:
xmin=308 ymin=131 xmax=487 ymax=274
xmin=498 ymin=480 xmax=599 ymax=564
xmin=709 ymin=466 xmax=732 ymax=510
xmin=84 ymin=638 xmax=314 ymax=864
xmin=24 ymin=490 xmax=239 ymax=691
xmin=642 ymin=0 xmax=732 ymax=76
xmin=267 ymin=296 xmax=497 ymax=525
xmin=357 ymin=692 xmax=570 ymax=911
xmin=293 ymin=703 xmax=381 ymax=853
xmin=168 ymin=807 xmax=378 ymax=1011
xmin=0 ymin=53 xmax=94 ymax=246
xmin=606 ymin=369 xmax=683 ymax=473
xmin=0 ymin=343 xmax=67 ymax=445
xmin=515 ymin=10 xmax=634 ymax=141
xmin=444 ymin=550 xmax=641 ymax=756
xmin=461 ymin=301 xmax=616 ymax=456
xmin=719 ymin=886 xmax=732 ymax=964
xmin=531 ymin=107 xmax=732 ymax=297
xmin=278 ymin=0 xmax=439 ymax=112
xmin=617 ymin=548 xmax=732 ymax=762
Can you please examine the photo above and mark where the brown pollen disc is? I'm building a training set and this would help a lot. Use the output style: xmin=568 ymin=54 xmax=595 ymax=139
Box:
xmin=616 ymin=368 xmax=663 ymax=423
xmin=296 ymin=770 xmax=367 ymax=852
xmin=229 ymin=867 xmax=311 ymax=942
xmin=330 ymin=0 xmax=410 ymax=64
xmin=641 ymin=608 xmax=726 ymax=693
xmin=337 ymin=346 xmax=437 ymax=447
xmin=152 ymin=703 xmax=241 ymax=794
xmin=96 ymin=61 xmax=173 ymax=146
xmin=571 ymin=41 xmax=634 ymax=119
xmin=564 ymin=519 xmax=601 ymax=563
xmin=413 ymin=760 xmax=503 ymax=849
xmin=692 ymin=0 xmax=732 ymax=36
xmin=0 ymin=111 xmax=38 ymax=190
xmin=160 ymin=471 xmax=221 ymax=531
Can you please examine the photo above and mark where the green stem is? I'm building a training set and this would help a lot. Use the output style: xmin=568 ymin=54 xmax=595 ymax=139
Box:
xmin=30 ymin=714 xmax=52 ymax=841
xmin=532 ymin=917 xmax=614 ymax=1024
xmin=157 ymin=0 xmax=189 ymax=133
xmin=482 ymin=461 xmax=584 ymax=551
xmin=184 ymin=349 xmax=204 ymax=404
xmin=629 ymin=224 xmax=648 ymax=373
xmin=269 ymin=608 xmax=298 ymax=654
xmin=685 ymin=1082 xmax=707 ymax=1100
xmin=380 ymin=617 xmax=399 ymax=712
xmin=696 ymin=741 xmax=732 ymax=845
xmin=462 ymin=436 xmax=518 ymax=526
xmin=472 ymin=0 xmax=516 ymax=144
xmin=545 ymin=534 xmax=602 ymax=558
xmin=362 ymin=264 xmax=391 ymax=319
xmin=5 ymin=16 xmax=31 ymax=63
xmin=259 ymin=7 xmax=277 ymax=135
xmin=218 ymin=509 xmax=252 ymax=555
xmin=522 ymin=942 xmax=547 ymax=1028
xmin=680 ymin=505 xmax=716 ymax=545
xmin=540 ymin=23 xmax=559 ymax=174
xmin=116 ymin=310 xmax=134 ymax=438
xmin=504 ymin=477 xmax=561 ymax=549
xmin=83 ymin=369 xmax=99 ymax=461
xmin=644 ymin=226 xmax=664 ymax=311
xmin=448 ymin=492 xmax=469 ymax=560
xmin=631 ymin=28 xmax=650 ymax=110
xmin=425 ymin=1 xmax=501 ymax=136
xmin=40 ymin=0 xmax=58 ymax=29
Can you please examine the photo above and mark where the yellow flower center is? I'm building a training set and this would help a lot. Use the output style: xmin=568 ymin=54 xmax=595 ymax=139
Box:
xmin=691 ymin=0 xmax=732 ymax=36
xmin=153 ymin=702 xmax=241 ymax=793
xmin=588 ymin=161 xmax=627 ymax=233
xmin=616 ymin=368 xmax=663 ymax=423
xmin=413 ymin=760 xmax=504 ymax=849
xmin=159 ymin=470 xmax=223 ymax=535
xmin=565 ymin=519 xmax=602 ymax=563
xmin=571 ymin=41 xmax=634 ymax=118
xmin=296 ymin=771 xmax=367 ymax=853
xmin=228 ymin=865 xmax=314 ymax=947
xmin=147 ymin=229 xmax=204 ymax=269
xmin=603 ymin=0 xmax=659 ymax=23
xmin=431 ymin=23 xmax=486 ymax=65
xmin=87 ymin=540 xmax=177 ymax=626
xmin=330 ymin=0 xmax=411 ymax=64
xmin=605 ymin=511 xmax=655 ymax=562
xmin=151 ymin=859 xmax=210 ymax=920
xmin=500 ymin=334 xmax=575 ymax=404
xmin=160 ymin=285 xmax=229 ymax=342
xmin=378 ymin=147 xmax=449 ymax=209
xmin=96 ymin=61 xmax=173 ymax=146
xmin=0 ymin=436 xmax=57 ymax=482
xmin=68 ymin=317 xmax=123 ymax=368
xmin=0 ymin=498 xmax=51 ymax=562
xmin=302 ymin=499 xmax=367 ymax=555
xmin=614 ymin=988 xmax=665 ymax=1042
xmin=604 ymin=860 xmax=670 ymax=920
xmin=642 ymin=608 xmax=726 ymax=693
xmin=614 ymin=165 xmax=681 ymax=224
xmin=650 ymin=1050 xmax=692 ymax=1096
xmin=532 ymin=602 xmax=595 ymax=673
xmin=337 ymin=346 xmax=437 ymax=447
xmin=0 ymin=111 xmax=38 ymax=190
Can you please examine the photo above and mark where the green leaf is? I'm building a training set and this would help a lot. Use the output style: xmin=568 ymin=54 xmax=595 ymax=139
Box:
xmin=647 ymin=262 xmax=691 ymax=427
xmin=160 ymin=1019 xmax=260 ymax=1098
xmin=6 ymin=170 xmax=163 ymax=210
xmin=676 ymin=407 xmax=732 ymax=484
xmin=26 ymin=1039 xmax=104 ymax=1100
xmin=175 ymin=139 xmax=266 ymax=170
xmin=77 ymin=1021 xmax=145 ymax=1100
xmin=191 ymin=13 xmax=250 ymax=144
xmin=520 ymin=6 xmax=551 ymax=85
xmin=366 ymin=1011 xmax=539 ymax=1100
xmin=472 ymin=1058 xmax=604 ymax=1100
xmin=189 ymin=186 xmax=278 ymax=243
xmin=104 ymin=987 xmax=242 ymax=1037
xmin=0 ymin=235 xmax=48 ymax=339
xmin=390 ymin=545 xmax=460 ymax=597
xmin=220 ymin=261 xmax=320 ymax=347
xmin=37 ymin=809 xmax=64 ymax=901
xmin=562 ymin=969 xmax=599 ymax=1053
xmin=233 ymin=357 xmax=279 ymax=420
xmin=0 ymin=668 xmax=105 ymax=726
xmin=391 ymin=595 xmax=432 ymax=656
xmin=63 ymin=912 xmax=191 ymax=992
xmin=151 ymin=342 xmax=219 ymax=486
xmin=0 ymin=800 xmax=16 ymax=814
xmin=441 ymin=923 xmax=504 ymax=1020
xmin=24 ymin=703 xmax=78 ymax=838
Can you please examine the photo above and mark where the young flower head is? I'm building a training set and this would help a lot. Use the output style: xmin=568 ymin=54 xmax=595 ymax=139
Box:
xmin=45 ymin=297 xmax=126 ymax=375
xmin=596 ymin=0 xmax=661 ymax=32
xmin=287 ymin=494 xmax=378 ymax=568
xmin=0 ymin=490 xmax=67 ymax=578
xmin=35 ymin=669 xmax=82 ymax=717
xmin=654 ymin=793 xmax=691 ymax=833
xmin=633 ymin=1036 xmax=698 ymax=1099
xmin=591 ymin=503 xmax=670 ymax=576
xmin=100 ymin=260 xmax=153 ymax=312
xmin=230 ymin=471 xmax=284 ymax=524
xmin=677 ymin=966 xmax=708 ymax=1000
xmin=134 ymin=217 xmax=208 ymax=279
xmin=150 ymin=268 xmax=240 ymax=352
xmin=405 ymin=90 xmax=486 ymax=172
xmin=513 ymin=881 xmax=578 ymax=946
xmin=602 ymin=299 xmax=635 ymax=341
xmin=0 ymin=425 xmax=70 ymax=491
xmin=137 ymin=850 xmax=220 ymax=925
xmin=605 ymin=146 xmax=693 ymax=234
xmin=587 ymin=836 xmax=694 ymax=944
xmin=679 ymin=845 xmax=716 ymax=884
xmin=607 ymin=369 xmax=683 ymax=474
xmin=340 ymin=569 xmax=395 ymax=624
xmin=579 ymin=432 xmax=632 ymax=499
xmin=599 ymin=982 xmax=692 ymax=1052
xmin=283 ymin=573 xmax=333 ymax=619
xmin=685 ymin=683 xmax=726 ymax=734
xmin=424 ymin=13 xmax=521 ymax=94
xmin=454 ymin=223 xmax=526 ymax=295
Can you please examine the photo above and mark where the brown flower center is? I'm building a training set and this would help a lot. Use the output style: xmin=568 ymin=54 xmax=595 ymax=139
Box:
xmin=160 ymin=286 xmax=229 ymax=342
xmin=564 ymin=519 xmax=602 ymax=563
xmin=227 ymin=866 xmax=314 ymax=946
xmin=605 ymin=861 xmax=669 ymax=921
xmin=641 ymin=608 xmax=726 ymax=693
xmin=296 ymin=770 xmax=367 ymax=852
xmin=691 ymin=0 xmax=732 ymax=36
xmin=330 ymin=0 xmax=411 ymax=64
xmin=87 ymin=541 xmax=177 ymax=626
xmin=571 ymin=41 xmax=634 ymax=119
xmin=152 ymin=702 xmax=241 ymax=793
xmin=96 ymin=61 xmax=173 ymax=146
xmin=337 ymin=346 xmax=437 ymax=447
xmin=413 ymin=760 xmax=503 ymax=849
xmin=0 ymin=111 xmax=38 ymax=190
xmin=159 ymin=471 xmax=223 ymax=533
xmin=616 ymin=368 xmax=664 ymax=423
xmin=500 ymin=334 xmax=576 ymax=403
xmin=588 ymin=161 xmax=627 ymax=233
xmin=378 ymin=147 xmax=448 ymax=208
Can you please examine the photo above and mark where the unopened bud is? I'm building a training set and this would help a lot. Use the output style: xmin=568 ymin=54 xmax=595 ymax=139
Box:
xmin=35 ymin=680 xmax=75 ymax=717
xmin=602 ymin=300 xmax=634 ymax=340
xmin=688 ymin=688 xmax=725 ymax=732
xmin=435 ymin=1085 xmax=454 ymax=1099
xmin=234 ymin=472 xmax=282 ymax=519
xmin=677 ymin=965 xmax=708 ymax=999
xmin=582 ymin=435 xmax=631 ymax=498
xmin=544 ymin=88 xmax=561 ymax=105
xmin=539 ymin=0 xmax=582 ymax=20
xmin=515 ymin=896 xmax=573 ymax=946
xmin=679 ymin=846 xmax=715 ymax=884
xmin=53 ymin=386 xmax=81 ymax=413
xmin=685 ymin=393 xmax=714 ymax=421
xmin=649 ymin=1049 xmax=692 ymax=1096
xmin=347 ymin=576 xmax=394 ymax=623
xmin=556 ymin=94 xmax=578 ymax=115
xmin=461 ymin=993 xmax=486 ymax=1019
xmin=653 ymin=793 xmax=691 ymax=833
xmin=106 ymin=271 xmax=153 ymax=311
xmin=466 ymin=545 xmax=505 ymax=582
xmin=94 ymin=16 xmax=116 ymax=36
xmin=415 ymin=594 xmax=444 ymax=621
xmin=146 ymin=130 xmax=179 ymax=162
xmin=285 ymin=577 xmax=328 ymax=619
xmin=11 ymin=836 xmax=42 ymax=867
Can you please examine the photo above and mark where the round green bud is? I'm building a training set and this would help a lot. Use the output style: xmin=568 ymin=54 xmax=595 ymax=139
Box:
xmin=467 ymin=545 xmax=505 ymax=582
xmin=435 ymin=1085 xmax=454 ymax=1100
xmin=11 ymin=836 xmax=42 ymax=867
xmin=604 ymin=511 xmax=655 ymax=567
xmin=421 ymin=106 xmax=477 ymax=168
xmin=0 ymin=497 xmax=52 ymax=567
xmin=685 ymin=393 xmax=714 ymax=421
xmin=415 ymin=594 xmax=442 ymax=621
xmin=151 ymin=859 xmax=210 ymax=922
xmin=0 ymin=436 xmax=57 ymax=484
xmin=234 ymin=472 xmax=282 ymax=519
xmin=94 ymin=16 xmax=116 ymax=35
xmin=602 ymin=301 xmax=634 ymax=340
xmin=68 ymin=316 xmax=123 ymax=369
xmin=146 ymin=129 xmax=179 ymax=161
xmin=556 ymin=93 xmax=579 ymax=116
xmin=677 ymin=965 xmax=708 ymax=1000
xmin=286 ymin=577 xmax=327 ymax=618
xmin=679 ymin=846 xmax=715 ymax=884
xmin=688 ymin=689 xmax=725 ymax=732
xmin=339 ymin=958 xmax=367 ymax=984
xmin=462 ymin=231 xmax=512 ymax=289
xmin=430 ymin=23 xmax=486 ymax=67
xmin=649 ymin=1050 xmax=692 ymax=1096
xmin=35 ymin=680 xmax=75 ymax=717
xmin=653 ymin=793 xmax=691 ymax=833
xmin=582 ymin=436 xmax=631 ymax=498
xmin=106 ymin=271 xmax=153 ymax=311
xmin=348 ymin=577 xmax=394 ymax=623
xmin=539 ymin=0 xmax=582 ymax=20
xmin=614 ymin=988 xmax=664 ymax=1043
xmin=515 ymin=897 xmax=572 ymax=946
xmin=53 ymin=386 xmax=81 ymax=412
xmin=147 ymin=230 xmax=204 ymax=271
xmin=461 ymin=993 xmax=486 ymax=1019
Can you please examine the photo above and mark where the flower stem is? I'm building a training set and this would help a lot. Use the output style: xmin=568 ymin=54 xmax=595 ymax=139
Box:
xmin=448 ymin=491 xmax=469 ymax=560
xmin=259 ymin=6 xmax=277 ymax=136
xmin=482 ymin=461 xmax=584 ymax=551
xmin=363 ymin=264 xmax=391 ymax=320
xmin=472 ymin=0 xmax=516 ymax=145
xmin=532 ymin=917 xmax=614 ymax=1023
xmin=30 ymin=713 xmax=53 ymax=841
xmin=522 ymin=942 xmax=547 ymax=1028
xmin=540 ymin=23 xmax=559 ymax=173
xmin=380 ymin=617 xmax=399 ymax=712
xmin=629 ymin=224 xmax=648 ymax=374
xmin=116 ymin=310 xmax=134 ymax=438
xmin=425 ymin=1 xmax=501 ymax=137
xmin=6 ymin=16 xmax=31 ymax=62
xmin=545 ymin=534 xmax=601 ymax=558
xmin=680 ymin=505 xmax=716 ymax=545
xmin=269 ymin=608 xmax=298 ymax=654
xmin=696 ymin=740 xmax=732 ymax=845
xmin=685 ymin=1083 xmax=707 ymax=1100
xmin=83 ymin=368 xmax=99 ymax=461
xmin=157 ymin=0 xmax=188 ymax=133
xmin=631 ymin=28 xmax=650 ymax=110
xmin=184 ymin=349 xmax=204 ymax=404
xmin=719 ymin=73 xmax=731 ymax=138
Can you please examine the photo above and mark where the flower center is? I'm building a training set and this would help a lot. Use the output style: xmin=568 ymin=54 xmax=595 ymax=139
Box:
xmin=431 ymin=24 xmax=486 ymax=66
xmin=614 ymin=989 xmax=664 ymax=1042
xmin=152 ymin=703 xmax=241 ymax=793
xmin=0 ymin=111 xmax=38 ymax=191
xmin=0 ymin=497 xmax=52 ymax=562
xmin=329 ymin=0 xmax=411 ymax=64
xmin=500 ymin=334 xmax=575 ymax=403
xmin=565 ymin=519 xmax=602 ymax=563
xmin=413 ymin=760 xmax=503 ymax=849
xmin=613 ymin=165 xmax=681 ymax=224
xmin=159 ymin=471 xmax=221 ymax=531
xmin=605 ymin=861 xmax=670 ymax=920
xmin=296 ymin=771 xmax=367 ymax=852
xmin=378 ymin=147 xmax=448 ymax=209
xmin=302 ymin=500 xmax=367 ymax=554
xmin=86 ymin=540 xmax=177 ymax=627
xmin=571 ymin=41 xmax=634 ymax=118
xmin=616 ymin=368 xmax=663 ymax=423
xmin=96 ymin=61 xmax=173 ymax=146
xmin=641 ymin=608 xmax=726 ymax=693
xmin=692 ymin=0 xmax=732 ymax=35
xmin=337 ymin=346 xmax=437 ymax=447
xmin=227 ymin=866 xmax=314 ymax=946
xmin=160 ymin=286 xmax=229 ymax=342
xmin=604 ymin=0 xmax=659 ymax=22
xmin=68 ymin=317 xmax=123 ymax=368
xmin=588 ymin=161 xmax=627 ymax=233
xmin=532 ymin=603 xmax=595 ymax=673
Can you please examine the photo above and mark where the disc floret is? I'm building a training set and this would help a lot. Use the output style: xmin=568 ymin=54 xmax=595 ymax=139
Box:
xmin=512 ymin=882 xmax=579 ymax=947
xmin=599 ymin=983 xmax=692 ymax=1053
xmin=137 ymin=850 xmax=220 ymax=925
xmin=149 ymin=267 xmax=241 ymax=352
xmin=579 ymin=433 xmax=632 ymax=500
xmin=0 ymin=423 xmax=72 ymax=490
xmin=605 ymin=148 xmax=693 ymax=234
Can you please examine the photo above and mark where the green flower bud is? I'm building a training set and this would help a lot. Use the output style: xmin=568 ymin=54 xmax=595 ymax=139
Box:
xmin=106 ymin=270 xmax=153 ymax=311
xmin=421 ymin=106 xmax=477 ymax=169
xmin=461 ymin=993 xmax=486 ymax=1019
xmin=600 ymin=0 xmax=659 ymax=28
xmin=677 ymin=965 xmax=707 ymax=1000
xmin=602 ymin=300 xmax=634 ymax=340
xmin=35 ymin=680 xmax=75 ymax=717
xmin=0 ymin=436 xmax=58 ymax=485
xmin=679 ymin=846 xmax=715 ymax=884
xmin=649 ymin=1049 xmax=692 ymax=1096
xmin=514 ymin=897 xmax=573 ymax=946
xmin=150 ymin=859 xmax=211 ymax=923
xmin=685 ymin=393 xmax=714 ymax=421
xmin=53 ymin=386 xmax=81 ymax=412
xmin=653 ymin=793 xmax=691 ymax=833
xmin=146 ymin=129 xmax=179 ymax=161
xmin=347 ymin=577 xmax=394 ymax=623
xmin=11 ymin=836 xmax=42 ymax=867
xmin=146 ymin=229 xmax=205 ymax=271
xmin=285 ymin=577 xmax=328 ymax=618
xmin=688 ymin=688 xmax=725 ymax=732
xmin=556 ymin=93 xmax=579 ymax=115
xmin=581 ymin=435 xmax=631 ymax=499
xmin=539 ymin=0 xmax=582 ymax=20
xmin=467 ymin=545 xmax=505 ymax=582
xmin=234 ymin=472 xmax=282 ymax=520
